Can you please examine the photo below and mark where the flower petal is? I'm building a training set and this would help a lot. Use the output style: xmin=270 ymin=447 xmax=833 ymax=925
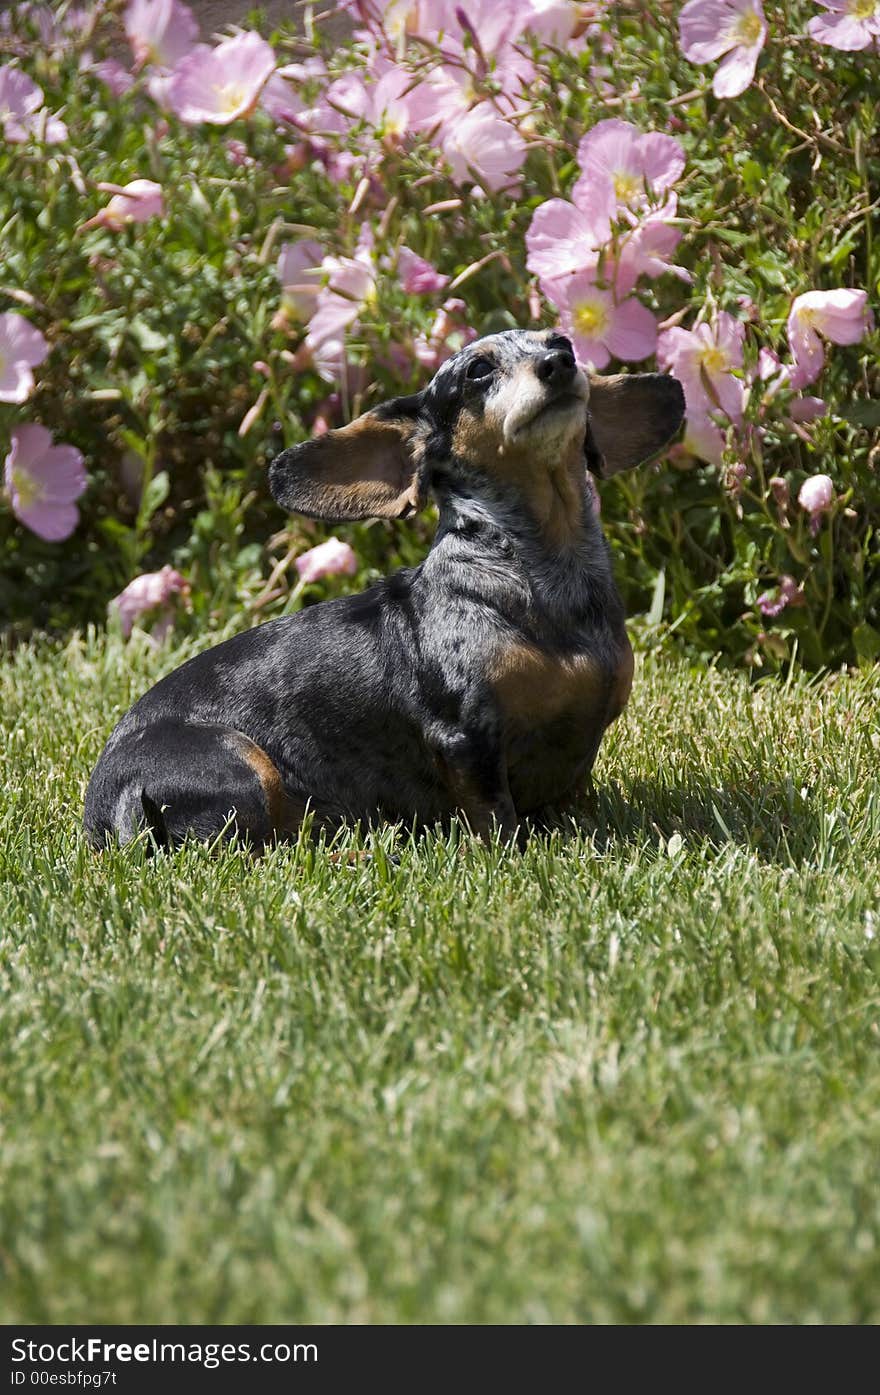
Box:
xmin=605 ymin=297 xmax=658 ymax=362
xmin=712 ymin=41 xmax=761 ymax=98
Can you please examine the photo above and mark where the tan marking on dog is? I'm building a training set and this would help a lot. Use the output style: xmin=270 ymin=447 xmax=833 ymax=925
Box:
xmin=451 ymin=413 xmax=586 ymax=548
xmin=490 ymin=642 xmax=608 ymax=727
xmin=607 ymin=637 xmax=634 ymax=723
xmin=238 ymin=738 xmax=302 ymax=836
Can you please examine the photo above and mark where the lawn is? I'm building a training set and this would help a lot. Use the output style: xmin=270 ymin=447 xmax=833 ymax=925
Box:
xmin=1 ymin=626 xmax=879 ymax=1323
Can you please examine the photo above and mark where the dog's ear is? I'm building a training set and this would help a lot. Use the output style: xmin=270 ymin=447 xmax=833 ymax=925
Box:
xmin=586 ymin=373 xmax=685 ymax=478
xmin=269 ymin=393 xmax=427 ymax=521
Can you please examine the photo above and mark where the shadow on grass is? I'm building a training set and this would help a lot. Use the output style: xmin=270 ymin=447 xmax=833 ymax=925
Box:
xmin=534 ymin=774 xmax=833 ymax=868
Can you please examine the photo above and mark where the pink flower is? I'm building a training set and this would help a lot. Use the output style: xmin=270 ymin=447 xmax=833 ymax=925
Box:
xmin=441 ymin=102 xmax=527 ymax=193
xmin=0 ymin=312 xmax=49 ymax=403
xmin=25 ymin=109 xmax=68 ymax=145
xmin=546 ymin=273 xmax=657 ymax=370
xmin=306 ymin=232 xmax=378 ymax=381
xmin=366 ymin=0 xmax=426 ymax=43
xmin=574 ymin=118 xmax=685 ymax=213
xmin=0 ymin=64 xmax=43 ymax=140
xmin=657 ymin=312 xmax=745 ymax=424
xmin=525 ymin=195 xmax=614 ymax=281
xmin=0 ymin=63 xmax=64 ymax=142
xmin=798 ymin=473 xmax=835 ymax=527
xmin=788 ymin=395 xmax=827 ymax=423
xmin=4 ymin=3 xmax=90 ymax=53
xmin=370 ymin=66 xmax=426 ymax=143
xmin=678 ymin=408 xmax=726 ymax=465
xmin=276 ymin=56 xmax=328 ymax=85
xmin=317 ymin=248 xmax=375 ymax=324
xmin=0 ymin=5 xmax=56 ymax=46
xmin=294 ymin=537 xmax=358 ymax=584
xmin=679 ymin=0 xmax=767 ymax=98
xmin=413 ymin=297 xmax=477 ymax=371
xmin=277 ymin=239 xmax=324 ymax=321
xmin=124 ymin=0 xmax=198 ymax=70
xmin=80 ymin=179 xmax=164 ymax=233
xmin=293 ymin=77 xmax=357 ymax=140
xmin=431 ymin=298 xmax=470 ymax=342
xmin=521 ymin=0 xmax=581 ymax=42
xmin=769 ymin=476 xmax=790 ymax=510
xmin=4 ymin=424 xmax=86 ymax=542
xmin=166 ymin=32 xmax=276 ymax=125
xmin=613 ymin=196 xmax=689 ymax=293
xmin=260 ymin=72 xmax=303 ymax=125
xmin=111 ymin=564 xmax=189 ymax=640
xmin=755 ymin=345 xmax=790 ymax=392
xmin=757 ymin=575 xmax=803 ymax=618
xmin=90 ymin=59 xmax=136 ymax=97
xmin=808 ymin=0 xmax=880 ymax=50
xmin=226 ymin=137 xmax=252 ymax=167
xmin=425 ymin=1 xmax=535 ymax=102
xmin=396 ymin=247 xmax=449 ymax=295
xmin=320 ymin=73 xmax=371 ymax=126
xmin=787 ymin=288 xmax=873 ymax=388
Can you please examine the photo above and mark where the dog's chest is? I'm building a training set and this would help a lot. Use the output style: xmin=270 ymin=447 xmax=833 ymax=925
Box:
xmin=490 ymin=636 xmax=633 ymax=810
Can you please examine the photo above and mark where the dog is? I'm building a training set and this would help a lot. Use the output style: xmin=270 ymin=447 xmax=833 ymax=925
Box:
xmin=84 ymin=329 xmax=684 ymax=849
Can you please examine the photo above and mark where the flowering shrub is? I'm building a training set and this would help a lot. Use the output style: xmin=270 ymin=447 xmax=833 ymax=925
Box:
xmin=0 ymin=0 xmax=877 ymax=668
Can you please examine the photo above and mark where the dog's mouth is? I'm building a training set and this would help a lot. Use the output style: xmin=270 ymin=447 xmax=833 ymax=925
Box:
xmin=516 ymin=389 xmax=588 ymax=435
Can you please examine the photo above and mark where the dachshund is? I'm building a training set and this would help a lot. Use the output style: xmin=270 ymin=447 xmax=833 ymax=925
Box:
xmin=84 ymin=329 xmax=684 ymax=849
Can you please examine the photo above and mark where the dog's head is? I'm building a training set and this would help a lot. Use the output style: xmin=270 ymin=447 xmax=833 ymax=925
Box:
xmin=269 ymin=329 xmax=684 ymax=527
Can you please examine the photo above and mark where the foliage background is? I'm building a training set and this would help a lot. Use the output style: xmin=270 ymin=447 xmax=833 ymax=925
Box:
xmin=1 ymin=0 xmax=878 ymax=669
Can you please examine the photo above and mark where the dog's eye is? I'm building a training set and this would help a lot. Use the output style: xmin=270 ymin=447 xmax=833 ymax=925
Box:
xmin=465 ymin=357 xmax=495 ymax=382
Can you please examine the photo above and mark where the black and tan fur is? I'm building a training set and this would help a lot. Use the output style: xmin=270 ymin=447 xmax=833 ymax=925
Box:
xmin=84 ymin=330 xmax=684 ymax=848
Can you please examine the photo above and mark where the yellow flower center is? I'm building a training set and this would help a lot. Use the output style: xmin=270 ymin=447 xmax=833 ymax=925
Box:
xmin=849 ymin=0 xmax=876 ymax=18
xmin=699 ymin=345 xmax=729 ymax=374
xmin=459 ymin=73 xmax=478 ymax=106
xmin=218 ymin=82 xmax=247 ymax=115
xmin=11 ymin=467 xmax=42 ymax=509
xmin=613 ymin=169 xmax=641 ymax=204
xmin=573 ymin=299 xmax=610 ymax=338
xmin=382 ymin=110 xmax=407 ymax=139
xmin=732 ymin=7 xmax=763 ymax=44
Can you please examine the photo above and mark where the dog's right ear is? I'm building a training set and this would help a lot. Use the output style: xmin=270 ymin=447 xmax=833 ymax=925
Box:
xmin=269 ymin=393 xmax=427 ymax=522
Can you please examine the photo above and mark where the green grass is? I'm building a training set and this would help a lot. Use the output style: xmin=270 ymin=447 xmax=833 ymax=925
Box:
xmin=2 ymin=626 xmax=880 ymax=1324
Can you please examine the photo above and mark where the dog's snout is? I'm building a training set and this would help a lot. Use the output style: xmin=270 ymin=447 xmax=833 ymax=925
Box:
xmin=535 ymin=348 xmax=576 ymax=388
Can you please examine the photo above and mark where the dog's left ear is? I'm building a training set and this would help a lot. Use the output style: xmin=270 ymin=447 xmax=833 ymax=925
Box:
xmin=269 ymin=393 xmax=427 ymax=522
xmin=586 ymin=373 xmax=685 ymax=478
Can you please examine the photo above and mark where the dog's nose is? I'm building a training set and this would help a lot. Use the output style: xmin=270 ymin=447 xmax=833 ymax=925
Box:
xmin=535 ymin=348 xmax=576 ymax=387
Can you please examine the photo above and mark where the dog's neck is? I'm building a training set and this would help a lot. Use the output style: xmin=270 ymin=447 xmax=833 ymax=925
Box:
xmin=425 ymin=471 xmax=621 ymax=635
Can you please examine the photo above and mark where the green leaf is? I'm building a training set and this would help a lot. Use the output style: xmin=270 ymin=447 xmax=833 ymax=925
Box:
xmin=741 ymin=159 xmax=764 ymax=196
xmin=852 ymin=623 xmax=880 ymax=661
xmin=140 ymin=470 xmax=169 ymax=522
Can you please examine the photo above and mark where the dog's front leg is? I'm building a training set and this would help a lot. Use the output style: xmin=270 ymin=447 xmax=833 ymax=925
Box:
xmin=432 ymin=727 xmax=519 ymax=844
